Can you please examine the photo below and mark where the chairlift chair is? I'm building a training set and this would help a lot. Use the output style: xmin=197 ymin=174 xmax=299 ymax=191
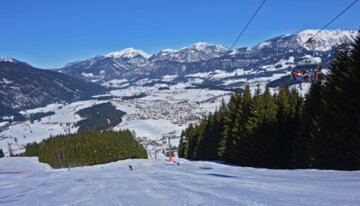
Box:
xmin=290 ymin=58 xmax=323 ymax=83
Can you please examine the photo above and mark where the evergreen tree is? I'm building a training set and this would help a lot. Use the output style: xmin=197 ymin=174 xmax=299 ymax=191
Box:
xmin=185 ymin=124 xmax=198 ymax=159
xmin=212 ymin=99 xmax=227 ymax=160
xmin=177 ymin=130 xmax=186 ymax=158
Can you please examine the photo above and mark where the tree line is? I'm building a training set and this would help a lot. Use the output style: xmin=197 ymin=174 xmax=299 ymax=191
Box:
xmin=178 ymin=33 xmax=360 ymax=170
xmin=23 ymin=130 xmax=147 ymax=168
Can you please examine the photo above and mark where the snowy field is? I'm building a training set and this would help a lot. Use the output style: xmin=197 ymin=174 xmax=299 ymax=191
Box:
xmin=114 ymin=119 xmax=186 ymax=140
xmin=0 ymin=157 xmax=359 ymax=206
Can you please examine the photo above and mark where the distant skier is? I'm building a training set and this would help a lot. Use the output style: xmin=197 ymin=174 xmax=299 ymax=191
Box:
xmin=128 ymin=164 xmax=133 ymax=171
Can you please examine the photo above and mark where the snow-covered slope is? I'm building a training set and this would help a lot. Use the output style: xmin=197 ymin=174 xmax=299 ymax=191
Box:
xmin=0 ymin=157 xmax=359 ymax=206
xmin=296 ymin=29 xmax=358 ymax=51
xmin=247 ymin=29 xmax=357 ymax=52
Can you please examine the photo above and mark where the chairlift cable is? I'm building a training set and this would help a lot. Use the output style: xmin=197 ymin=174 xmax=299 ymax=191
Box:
xmin=230 ymin=0 xmax=267 ymax=50
xmin=196 ymin=0 xmax=266 ymax=96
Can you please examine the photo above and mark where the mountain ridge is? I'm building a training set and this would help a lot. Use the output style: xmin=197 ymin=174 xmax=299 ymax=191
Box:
xmin=0 ymin=60 xmax=106 ymax=118
xmin=57 ymin=29 xmax=358 ymax=86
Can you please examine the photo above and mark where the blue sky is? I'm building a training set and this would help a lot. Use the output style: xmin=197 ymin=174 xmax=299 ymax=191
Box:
xmin=0 ymin=0 xmax=359 ymax=68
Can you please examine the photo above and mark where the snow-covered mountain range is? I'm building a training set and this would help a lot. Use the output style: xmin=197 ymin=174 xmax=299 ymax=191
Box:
xmin=59 ymin=29 xmax=358 ymax=88
xmin=1 ymin=29 xmax=358 ymax=118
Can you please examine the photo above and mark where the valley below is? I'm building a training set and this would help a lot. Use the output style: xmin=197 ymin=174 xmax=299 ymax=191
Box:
xmin=0 ymin=83 xmax=231 ymax=157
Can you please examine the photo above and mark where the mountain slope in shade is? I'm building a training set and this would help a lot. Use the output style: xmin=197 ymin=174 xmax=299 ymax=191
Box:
xmin=0 ymin=59 xmax=106 ymax=117
xmin=59 ymin=48 xmax=150 ymax=82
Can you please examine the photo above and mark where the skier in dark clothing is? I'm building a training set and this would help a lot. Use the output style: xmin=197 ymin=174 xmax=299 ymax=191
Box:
xmin=128 ymin=164 xmax=133 ymax=171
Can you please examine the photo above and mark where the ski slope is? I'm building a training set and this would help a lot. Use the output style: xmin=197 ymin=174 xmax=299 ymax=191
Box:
xmin=1 ymin=157 xmax=359 ymax=206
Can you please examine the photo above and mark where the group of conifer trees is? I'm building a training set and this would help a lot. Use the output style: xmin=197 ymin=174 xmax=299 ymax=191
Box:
xmin=24 ymin=130 xmax=147 ymax=168
xmin=178 ymin=33 xmax=360 ymax=170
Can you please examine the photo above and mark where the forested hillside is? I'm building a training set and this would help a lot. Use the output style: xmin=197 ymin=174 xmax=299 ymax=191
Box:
xmin=24 ymin=130 xmax=147 ymax=168
xmin=76 ymin=102 xmax=126 ymax=132
xmin=178 ymin=33 xmax=360 ymax=170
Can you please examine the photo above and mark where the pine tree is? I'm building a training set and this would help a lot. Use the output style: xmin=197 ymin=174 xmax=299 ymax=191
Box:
xmin=185 ymin=124 xmax=198 ymax=159
xmin=178 ymin=130 xmax=186 ymax=158
xmin=215 ymin=99 xmax=228 ymax=159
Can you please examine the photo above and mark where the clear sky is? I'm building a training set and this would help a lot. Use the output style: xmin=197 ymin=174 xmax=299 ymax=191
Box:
xmin=0 ymin=0 xmax=359 ymax=69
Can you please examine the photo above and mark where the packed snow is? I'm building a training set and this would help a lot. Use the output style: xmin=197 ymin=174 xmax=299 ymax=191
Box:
xmin=0 ymin=157 xmax=359 ymax=206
